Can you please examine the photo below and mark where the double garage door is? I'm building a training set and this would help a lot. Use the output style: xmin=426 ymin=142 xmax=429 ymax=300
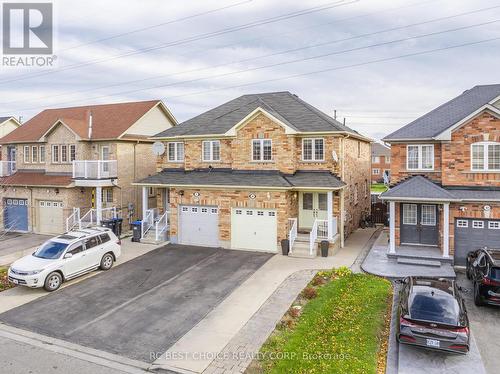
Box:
xmin=454 ymin=218 xmax=500 ymax=266
xmin=178 ymin=205 xmax=277 ymax=252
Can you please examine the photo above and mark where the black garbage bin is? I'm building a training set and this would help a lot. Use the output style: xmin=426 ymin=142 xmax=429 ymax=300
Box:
xmin=101 ymin=219 xmax=114 ymax=231
xmin=114 ymin=218 xmax=123 ymax=237
xmin=131 ymin=220 xmax=142 ymax=242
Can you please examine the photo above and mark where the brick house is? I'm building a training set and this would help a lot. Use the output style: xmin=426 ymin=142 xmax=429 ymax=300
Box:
xmin=381 ymin=85 xmax=500 ymax=265
xmin=135 ymin=92 xmax=371 ymax=256
xmin=0 ymin=100 xmax=176 ymax=234
xmin=371 ymin=142 xmax=391 ymax=183
xmin=0 ymin=116 xmax=21 ymax=163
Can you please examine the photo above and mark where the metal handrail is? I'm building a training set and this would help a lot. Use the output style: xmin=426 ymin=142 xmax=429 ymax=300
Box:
xmin=141 ymin=209 xmax=154 ymax=239
xmin=80 ymin=208 xmax=96 ymax=228
xmin=316 ymin=219 xmax=329 ymax=239
xmin=155 ymin=211 xmax=170 ymax=242
xmin=288 ymin=218 xmax=297 ymax=254
xmin=66 ymin=207 xmax=81 ymax=231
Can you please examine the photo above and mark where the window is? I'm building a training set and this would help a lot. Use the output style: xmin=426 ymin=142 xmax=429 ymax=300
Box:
xmin=67 ymin=243 xmax=84 ymax=255
xmin=407 ymin=145 xmax=434 ymax=170
xmin=85 ymin=236 xmax=99 ymax=249
xmin=39 ymin=145 xmax=45 ymax=163
xmin=402 ymin=204 xmax=417 ymax=225
xmin=52 ymin=145 xmax=60 ymax=163
xmin=202 ymin=140 xmax=221 ymax=162
xmin=211 ymin=208 xmax=218 ymax=214
xmin=246 ymin=210 xmax=253 ymax=215
xmin=456 ymin=220 xmax=468 ymax=228
xmin=148 ymin=187 xmax=155 ymax=197
xmin=235 ymin=209 xmax=242 ymax=215
xmin=372 ymin=168 xmax=380 ymax=175
xmin=302 ymin=193 xmax=313 ymax=210
xmin=201 ymin=208 xmax=208 ymax=213
xmin=61 ymin=145 xmax=68 ymax=163
xmin=489 ymin=221 xmax=500 ymax=229
xmin=371 ymin=156 xmax=380 ymax=163
xmin=472 ymin=220 xmax=484 ymax=229
xmin=99 ymin=233 xmax=111 ymax=243
xmin=252 ymin=139 xmax=272 ymax=161
xmin=31 ymin=146 xmax=38 ymax=163
xmin=302 ymin=138 xmax=324 ymax=161
xmin=102 ymin=188 xmax=113 ymax=203
xmin=385 ymin=156 xmax=391 ymax=163
xmin=167 ymin=142 xmax=184 ymax=162
xmin=471 ymin=142 xmax=500 ymax=171
xmin=70 ymin=145 xmax=76 ymax=162
xmin=318 ymin=193 xmax=327 ymax=210
xmin=24 ymin=146 xmax=30 ymax=163
xmin=257 ymin=211 xmax=264 ymax=216
xmin=421 ymin=205 xmax=436 ymax=226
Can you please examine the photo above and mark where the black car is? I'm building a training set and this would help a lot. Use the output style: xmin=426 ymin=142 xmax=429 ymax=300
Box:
xmin=397 ymin=277 xmax=470 ymax=354
xmin=466 ymin=247 xmax=500 ymax=306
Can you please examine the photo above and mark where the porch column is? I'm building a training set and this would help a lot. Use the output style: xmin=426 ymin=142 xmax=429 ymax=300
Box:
xmin=96 ymin=187 xmax=102 ymax=225
xmin=327 ymin=190 xmax=333 ymax=240
xmin=443 ymin=202 xmax=450 ymax=258
xmin=389 ymin=201 xmax=396 ymax=254
xmin=142 ymin=186 xmax=148 ymax=220
xmin=340 ymin=189 xmax=345 ymax=248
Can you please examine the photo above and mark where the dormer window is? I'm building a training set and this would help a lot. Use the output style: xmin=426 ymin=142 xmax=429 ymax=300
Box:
xmin=302 ymin=138 xmax=324 ymax=161
xmin=406 ymin=145 xmax=433 ymax=170
xmin=252 ymin=139 xmax=272 ymax=161
xmin=471 ymin=142 xmax=500 ymax=171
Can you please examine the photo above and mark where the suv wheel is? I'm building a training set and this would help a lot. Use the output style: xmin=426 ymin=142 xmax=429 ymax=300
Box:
xmin=474 ymin=283 xmax=484 ymax=306
xmin=44 ymin=272 xmax=62 ymax=292
xmin=100 ymin=253 xmax=114 ymax=270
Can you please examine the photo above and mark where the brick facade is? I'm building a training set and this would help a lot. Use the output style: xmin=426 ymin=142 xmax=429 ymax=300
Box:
xmin=371 ymin=155 xmax=390 ymax=183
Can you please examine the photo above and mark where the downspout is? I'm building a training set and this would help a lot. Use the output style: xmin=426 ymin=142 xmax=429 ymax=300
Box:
xmin=339 ymin=134 xmax=350 ymax=248
xmin=133 ymin=141 xmax=138 ymax=221
xmin=29 ymin=187 xmax=33 ymax=232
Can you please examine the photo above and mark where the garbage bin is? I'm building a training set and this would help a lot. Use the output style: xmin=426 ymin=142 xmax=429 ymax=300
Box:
xmin=114 ymin=218 xmax=123 ymax=237
xmin=101 ymin=219 xmax=114 ymax=231
xmin=131 ymin=220 xmax=142 ymax=242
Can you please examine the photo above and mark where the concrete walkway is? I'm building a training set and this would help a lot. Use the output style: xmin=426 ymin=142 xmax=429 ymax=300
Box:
xmin=362 ymin=230 xmax=455 ymax=279
xmin=151 ymin=228 xmax=377 ymax=374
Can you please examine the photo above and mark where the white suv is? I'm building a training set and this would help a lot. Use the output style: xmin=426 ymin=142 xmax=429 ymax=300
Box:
xmin=8 ymin=227 xmax=121 ymax=292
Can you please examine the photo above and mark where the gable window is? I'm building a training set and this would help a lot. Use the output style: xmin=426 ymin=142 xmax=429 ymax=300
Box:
xmin=372 ymin=156 xmax=380 ymax=163
xmin=70 ymin=145 xmax=76 ymax=162
xmin=302 ymin=138 xmax=324 ymax=161
xmin=61 ymin=145 xmax=68 ymax=163
xmin=39 ymin=145 xmax=45 ymax=163
xmin=471 ymin=142 xmax=500 ymax=171
xmin=24 ymin=146 xmax=30 ymax=163
xmin=52 ymin=145 xmax=60 ymax=163
xmin=202 ymin=140 xmax=221 ymax=162
xmin=252 ymin=139 xmax=272 ymax=161
xmin=407 ymin=144 xmax=434 ymax=170
xmin=167 ymin=142 xmax=184 ymax=162
xmin=31 ymin=146 xmax=38 ymax=163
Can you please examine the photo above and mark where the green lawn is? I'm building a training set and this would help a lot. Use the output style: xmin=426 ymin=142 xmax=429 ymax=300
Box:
xmin=258 ymin=271 xmax=392 ymax=374
xmin=371 ymin=183 xmax=388 ymax=193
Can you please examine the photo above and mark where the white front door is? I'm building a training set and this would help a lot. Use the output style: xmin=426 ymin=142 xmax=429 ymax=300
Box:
xmin=231 ymin=208 xmax=277 ymax=252
xmin=299 ymin=192 xmax=328 ymax=230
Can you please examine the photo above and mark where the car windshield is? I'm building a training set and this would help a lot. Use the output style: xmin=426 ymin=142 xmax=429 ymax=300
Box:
xmin=409 ymin=286 xmax=460 ymax=325
xmin=489 ymin=267 xmax=500 ymax=280
xmin=33 ymin=240 xmax=69 ymax=259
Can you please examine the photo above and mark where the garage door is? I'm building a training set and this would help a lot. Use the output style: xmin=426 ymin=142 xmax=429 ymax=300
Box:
xmin=231 ymin=208 xmax=277 ymax=252
xmin=38 ymin=200 xmax=64 ymax=234
xmin=3 ymin=198 xmax=28 ymax=231
xmin=179 ymin=205 xmax=219 ymax=247
xmin=454 ymin=218 xmax=500 ymax=266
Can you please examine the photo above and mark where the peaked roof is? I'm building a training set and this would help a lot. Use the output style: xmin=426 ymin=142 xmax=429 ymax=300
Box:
xmin=0 ymin=100 xmax=165 ymax=143
xmin=384 ymin=84 xmax=500 ymax=141
xmin=380 ymin=176 xmax=459 ymax=201
xmin=0 ymin=116 xmax=18 ymax=124
xmin=372 ymin=142 xmax=390 ymax=157
xmin=154 ymin=91 xmax=361 ymax=138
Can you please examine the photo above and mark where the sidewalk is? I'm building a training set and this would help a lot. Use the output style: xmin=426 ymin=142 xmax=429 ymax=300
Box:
xmin=152 ymin=228 xmax=377 ymax=374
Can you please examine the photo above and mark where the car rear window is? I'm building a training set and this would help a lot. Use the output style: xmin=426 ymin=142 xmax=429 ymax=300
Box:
xmin=409 ymin=287 xmax=460 ymax=325
xmin=489 ymin=267 xmax=500 ymax=280
xmin=99 ymin=233 xmax=110 ymax=243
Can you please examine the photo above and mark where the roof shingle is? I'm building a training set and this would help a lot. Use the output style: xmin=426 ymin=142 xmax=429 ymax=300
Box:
xmin=0 ymin=171 xmax=72 ymax=187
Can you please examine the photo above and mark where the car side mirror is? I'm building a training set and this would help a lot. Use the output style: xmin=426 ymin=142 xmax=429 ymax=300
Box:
xmin=64 ymin=253 xmax=73 ymax=259
xmin=395 ymin=279 xmax=406 ymax=284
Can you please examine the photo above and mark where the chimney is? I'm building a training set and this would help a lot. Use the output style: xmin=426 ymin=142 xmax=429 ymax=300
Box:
xmin=88 ymin=110 xmax=93 ymax=139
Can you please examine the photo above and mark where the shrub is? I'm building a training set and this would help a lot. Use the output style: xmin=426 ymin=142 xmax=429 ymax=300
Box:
xmin=333 ymin=266 xmax=352 ymax=278
xmin=311 ymin=274 xmax=326 ymax=286
xmin=289 ymin=306 xmax=301 ymax=318
xmin=302 ymin=286 xmax=318 ymax=299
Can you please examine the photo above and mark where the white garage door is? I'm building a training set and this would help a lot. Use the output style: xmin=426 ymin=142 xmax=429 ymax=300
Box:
xmin=179 ymin=205 xmax=219 ymax=247
xmin=38 ymin=200 xmax=64 ymax=234
xmin=231 ymin=208 xmax=277 ymax=252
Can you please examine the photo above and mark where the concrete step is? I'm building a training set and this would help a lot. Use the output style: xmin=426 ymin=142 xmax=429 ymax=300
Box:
xmin=289 ymin=242 xmax=316 ymax=259
xmin=140 ymin=230 xmax=168 ymax=245
xmin=397 ymin=258 xmax=442 ymax=267
xmin=388 ymin=252 xmax=453 ymax=264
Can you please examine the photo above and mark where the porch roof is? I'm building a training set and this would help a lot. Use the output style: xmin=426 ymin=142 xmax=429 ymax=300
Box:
xmin=380 ymin=176 xmax=460 ymax=202
xmin=444 ymin=187 xmax=500 ymax=202
xmin=136 ymin=169 xmax=345 ymax=189
xmin=0 ymin=170 xmax=73 ymax=187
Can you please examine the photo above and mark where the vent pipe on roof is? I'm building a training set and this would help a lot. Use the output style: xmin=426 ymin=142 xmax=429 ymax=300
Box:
xmin=333 ymin=110 xmax=337 ymax=120
xmin=88 ymin=111 xmax=93 ymax=139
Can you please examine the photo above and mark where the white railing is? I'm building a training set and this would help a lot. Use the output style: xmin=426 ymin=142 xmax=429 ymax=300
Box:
xmin=310 ymin=219 xmax=318 ymax=256
xmin=72 ymin=160 xmax=117 ymax=179
xmin=317 ymin=219 xmax=329 ymax=239
xmin=0 ymin=161 xmax=16 ymax=177
xmin=141 ymin=208 xmax=154 ymax=239
xmin=80 ymin=208 xmax=97 ymax=228
xmin=101 ymin=207 xmax=117 ymax=221
xmin=66 ymin=207 xmax=81 ymax=231
xmin=331 ymin=216 xmax=338 ymax=237
xmin=155 ymin=210 xmax=170 ymax=242
xmin=288 ymin=218 xmax=297 ymax=254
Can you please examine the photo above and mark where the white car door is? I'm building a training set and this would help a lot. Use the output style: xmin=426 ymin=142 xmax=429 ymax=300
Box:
xmin=62 ymin=241 xmax=86 ymax=278
xmin=83 ymin=235 xmax=103 ymax=268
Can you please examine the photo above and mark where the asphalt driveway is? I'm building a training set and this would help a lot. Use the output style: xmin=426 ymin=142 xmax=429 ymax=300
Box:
xmin=0 ymin=232 xmax=50 ymax=256
xmin=0 ymin=244 xmax=272 ymax=362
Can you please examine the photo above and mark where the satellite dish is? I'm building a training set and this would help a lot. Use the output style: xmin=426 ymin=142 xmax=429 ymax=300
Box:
xmin=152 ymin=142 xmax=165 ymax=156
xmin=331 ymin=150 xmax=339 ymax=163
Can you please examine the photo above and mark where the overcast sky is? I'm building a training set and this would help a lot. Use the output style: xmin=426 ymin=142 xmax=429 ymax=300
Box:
xmin=0 ymin=0 xmax=499 ymax=140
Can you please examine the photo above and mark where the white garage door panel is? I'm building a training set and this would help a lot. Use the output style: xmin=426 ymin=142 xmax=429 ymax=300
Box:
xmin=231 ymin=208 xmax=277 ymax=252
xmin=38 ymin=200 xmax=64 ymax=234
xmin=179 ymin=205 xmax=219 ymax=247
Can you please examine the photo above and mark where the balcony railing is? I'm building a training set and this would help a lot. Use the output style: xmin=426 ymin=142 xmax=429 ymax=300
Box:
xmin=72 ymin=160 xmax=117 ymax=179
xmin=0 ymin=161 xmax=16 ymax=177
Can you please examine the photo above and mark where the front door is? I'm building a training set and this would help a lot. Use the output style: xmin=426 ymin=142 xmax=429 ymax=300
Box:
xmin=400 ymin=203 xmax=438 ymax=246
xmin=299 ymin=192 xmax=328 ymax=230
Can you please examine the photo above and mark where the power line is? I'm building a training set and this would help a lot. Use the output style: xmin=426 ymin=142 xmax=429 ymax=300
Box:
xmin=8 ymin=18 xmax=497 ymax=112
xmin=5 ymin=3 xmax=494 ymax=107
xmin=0 ymin=0 xmax=357 ymax=86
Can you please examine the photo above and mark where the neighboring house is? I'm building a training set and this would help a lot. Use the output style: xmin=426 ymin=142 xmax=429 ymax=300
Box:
xmin=0 ymin=100 xmax=176 ymax=234
xmin=135 ymin=92 xmax=371 ymax=256
xmin=381 ymin=84 xmax=500 ymax=265
xmin=0 ymin=116 xmax=21 ymax=161
xmin=371 ymin=142 xmax=391 ymax=183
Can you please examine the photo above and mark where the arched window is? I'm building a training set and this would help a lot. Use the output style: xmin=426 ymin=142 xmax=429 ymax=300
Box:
xmin=471 ymin=142 xmax=500 ymax=171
